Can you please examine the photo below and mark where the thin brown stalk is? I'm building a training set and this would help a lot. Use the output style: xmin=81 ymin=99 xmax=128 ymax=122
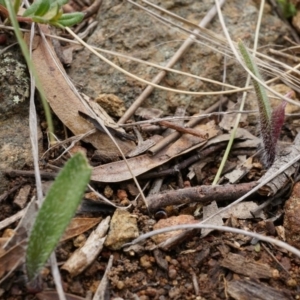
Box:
xmin=158 ymin=120 xmax=208 ymax=139
xmin=148 ymin=98 xmax=227 ymax=155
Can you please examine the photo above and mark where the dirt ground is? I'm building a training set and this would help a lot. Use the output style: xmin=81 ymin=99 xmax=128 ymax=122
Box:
xmin=2 ymin=0 xmax=300 ymax=299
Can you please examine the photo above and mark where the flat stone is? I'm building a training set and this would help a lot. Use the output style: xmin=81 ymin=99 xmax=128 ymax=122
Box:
xmin=104 ymin=209 xmax=139 ymax=250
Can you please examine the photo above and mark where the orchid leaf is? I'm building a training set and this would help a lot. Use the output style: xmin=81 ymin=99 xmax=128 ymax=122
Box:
xmin=26 ymin=152 xmax=91 ymax=281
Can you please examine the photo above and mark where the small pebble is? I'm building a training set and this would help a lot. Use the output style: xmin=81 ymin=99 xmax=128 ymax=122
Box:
xmin=140 ymin=255 xmax=153 ymax=268
xmin=286 ymin=278 xmax=297 ymax=288
xmin=168 ymin=266 xmax=177 ymax=279
xmin=117 ymin=281 xmax=125 ymax=290
xmin=145 ymin=287 xmax=157 ymax=297
xmin=157 ymin=288 xmax=167 ymax=295
xmin=147 ymin=269 xmax=153 ymax=275
xmin=73 ymin=234 xmax=86 ymax=248
xmin=104 ymin=185 xmax=114 ymax=198
xmin=170 ymin=259 xmax=179 ymax=266
xmin=284 ymin=182 xmax=300 ymax=248
xmin=168 ymin=287 xmax=180 ymax=298
xmin=117 ymin=189 xmax=128 ymax=200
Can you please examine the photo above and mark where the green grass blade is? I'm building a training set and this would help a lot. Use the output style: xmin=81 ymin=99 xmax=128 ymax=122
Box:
xmin=238 ymin=40 xmax=280 ymax=167
xmin=26 ymin=152 xmax=91 ymax=281
xmin=238 ymin=40 xmax=271 ymax=123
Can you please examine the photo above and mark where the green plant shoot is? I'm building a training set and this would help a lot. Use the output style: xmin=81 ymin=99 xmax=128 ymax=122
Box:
xmin=26 ymin=152 xmax=91 ymax=281
xmin=22 ymin=0 xmax=83 ymax=27
xmin=1 ymin=0 xmax=83 ymax=28
xmin=238 ymin=40 xmax=286 ymax=168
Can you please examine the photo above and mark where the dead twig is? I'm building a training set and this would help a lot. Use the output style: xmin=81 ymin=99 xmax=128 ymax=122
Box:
xmin=146 ymin=181 xmax=257 ymax=213
xmin=83 ymin=0 xmax=103 ymax=20
xmin=0 ymin=181 xmax=25 ymax=202
xmin=148 ymin=98 xmax=227 ymax=156
xmin=158 ymin=120 xmax=208 ymax=139
xmin=269 ymin=48 xmax=300 ymax=63
xmin=92 ymin=255 xmax=114 ymax=300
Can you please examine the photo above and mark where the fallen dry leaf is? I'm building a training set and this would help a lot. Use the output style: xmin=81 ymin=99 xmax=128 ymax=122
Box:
xmin=0 ymin=240 xmax=26 ymax=282
xmin=92 ymin=121 xmax=219 ymax=182
xmin=60 ymin=217 xmax=102 ymax=242
xmin=24 ymin=27 xmax=134 ymax=157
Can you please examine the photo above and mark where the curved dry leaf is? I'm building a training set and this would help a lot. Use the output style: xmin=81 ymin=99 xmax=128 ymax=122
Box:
xmin=60 ymin=217 xmax=101 ymax=242
xmin=92 ymin=121 xmax=218 ymax=182
xmin=24 ymin=27 xmax=134 ymax=156
xmin=0 ymin=240 xmax=26 ymax=282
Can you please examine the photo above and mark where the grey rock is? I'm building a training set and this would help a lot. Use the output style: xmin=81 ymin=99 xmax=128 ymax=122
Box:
xmin=0 ymin=49 xmax=42 ymax=194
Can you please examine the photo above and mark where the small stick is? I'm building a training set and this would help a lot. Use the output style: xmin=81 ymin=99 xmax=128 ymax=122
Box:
xmin=0 ymin=181 xmax=25 ymax=202
xmin=158 ymin=120 xmax=208 ymax=139
xmin=146 ymin=181 xmax=257 ymax=213
xmin=148 ymin=98 xmax=227 ymax=155
xmin=269 ymin=48 xmax=300 ymax=63
xmin=4 ymin=169 xmax=58 ymax=180
xmin=93 ymin=255 xmax=114 ymax=300
xmin=261 ymin=243 xmax=290 ymax=276
xmin=83 ymin=0 xmax=103 ymax=20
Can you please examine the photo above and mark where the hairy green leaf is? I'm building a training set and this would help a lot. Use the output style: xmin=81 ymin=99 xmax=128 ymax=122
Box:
xmin=26 ymin=152 xmax=91 ymax=281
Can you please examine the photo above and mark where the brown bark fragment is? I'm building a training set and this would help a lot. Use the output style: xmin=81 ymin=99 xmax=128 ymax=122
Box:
xmin=221 ymin=253 xmax=273 ymax=279
xmin=227 ymin=279 xmax=292 ymax=300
